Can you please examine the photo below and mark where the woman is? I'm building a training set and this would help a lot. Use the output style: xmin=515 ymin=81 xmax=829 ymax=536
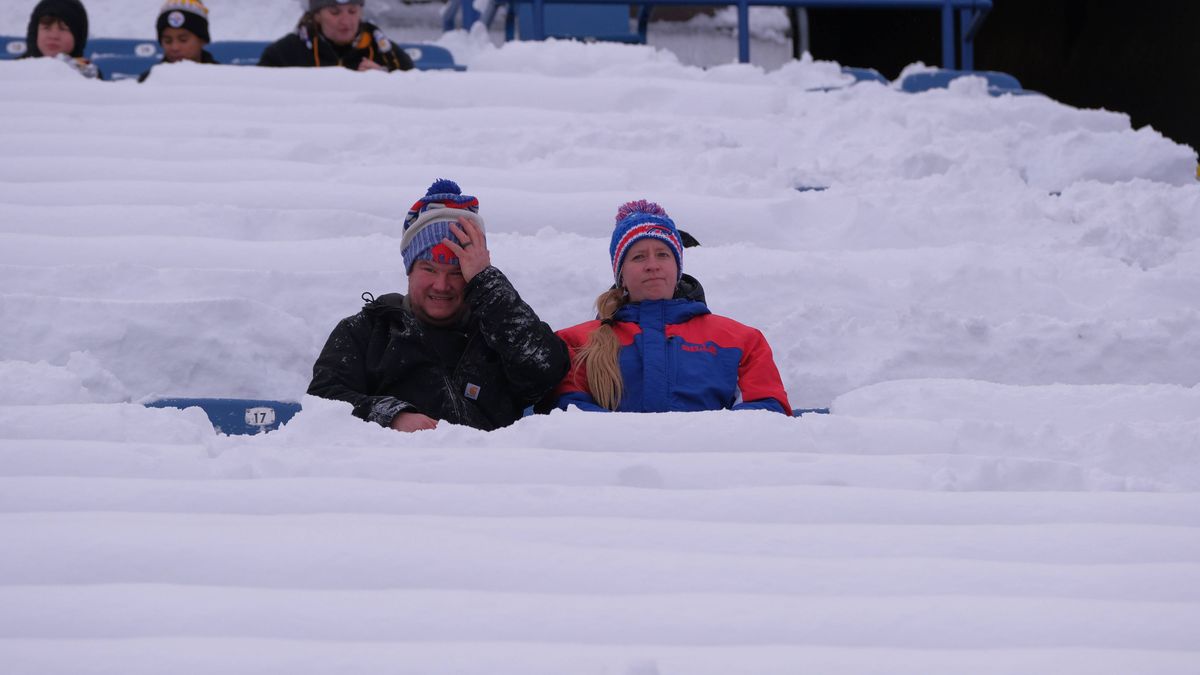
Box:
xmin=22 ymin=0 xmax=98 ymax=78
xmin=257 ymin=0 xmax=412 ymax=72
xmin=553 ymin=200 xmax=792 ymax=415
xmin=139 ymin=0 xmax=217 ymax=82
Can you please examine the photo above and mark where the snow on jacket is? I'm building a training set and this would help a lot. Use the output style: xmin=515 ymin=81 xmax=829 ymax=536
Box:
xmin=553 ymin=294 xmax=792 ymax=415
xmin=308 ymin=266 xmax=568 ymax=431
xmin=258 ymin=19 xmax=413 ymax=71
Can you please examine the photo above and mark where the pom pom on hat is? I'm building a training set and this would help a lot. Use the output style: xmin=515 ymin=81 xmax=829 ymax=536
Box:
xmin=157 ymin=0 xmax=210 ymax=44
xmin=401 ymin=179 xmax=484 ymax=274
xmin=609 ymin=199 xmax=684 ymax=287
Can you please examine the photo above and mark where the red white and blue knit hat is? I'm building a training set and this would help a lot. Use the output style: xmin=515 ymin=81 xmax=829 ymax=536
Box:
xmin=609 ymin=199 xmax=684 ymax=286
xmin=401 ymin=179 xmax=484 ymax=274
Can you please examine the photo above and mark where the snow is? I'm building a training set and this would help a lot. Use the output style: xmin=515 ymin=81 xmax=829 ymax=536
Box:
xmin=2 ymin=3 xmax=1200 ymax=673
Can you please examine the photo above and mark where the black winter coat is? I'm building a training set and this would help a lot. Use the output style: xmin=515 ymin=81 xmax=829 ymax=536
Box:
xmin=308 ymin=266 xmax=568 ymax=431
xmin=258 ymin=20 xmax=413 ymax=71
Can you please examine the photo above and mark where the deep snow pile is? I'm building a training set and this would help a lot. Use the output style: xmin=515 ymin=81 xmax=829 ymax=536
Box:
xmin=2 ymin=19 xmax=1200 ymax=675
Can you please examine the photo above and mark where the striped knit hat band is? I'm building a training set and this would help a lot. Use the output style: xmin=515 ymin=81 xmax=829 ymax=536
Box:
xmin=401 ymin=179 xmax=483 ymax=274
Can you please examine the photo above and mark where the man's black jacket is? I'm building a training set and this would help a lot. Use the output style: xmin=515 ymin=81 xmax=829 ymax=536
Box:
xmin=308 ymin=266 xmax=568 ymax=430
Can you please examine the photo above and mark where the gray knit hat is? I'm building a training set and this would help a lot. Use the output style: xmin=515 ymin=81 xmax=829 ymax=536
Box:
xmin=309 ymin=0 xmax=364 ymax=10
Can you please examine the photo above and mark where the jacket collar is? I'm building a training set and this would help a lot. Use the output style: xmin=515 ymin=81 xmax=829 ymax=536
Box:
xmin=615 ymin=297 xmax=709 ymax=326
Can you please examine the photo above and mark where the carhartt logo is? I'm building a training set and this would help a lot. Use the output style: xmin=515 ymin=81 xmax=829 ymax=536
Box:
xmin=464 ymin=383 xmax=481 ymax=400
xmin=680 ymin=342 xmax=717 ymax=355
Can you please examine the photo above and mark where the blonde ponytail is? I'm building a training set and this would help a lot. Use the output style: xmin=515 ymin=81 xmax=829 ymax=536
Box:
xmin=573 ymin=288 xmax=627 ymax=410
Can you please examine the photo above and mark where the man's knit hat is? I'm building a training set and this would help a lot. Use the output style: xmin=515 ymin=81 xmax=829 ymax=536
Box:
xmin=401 ymin=179 xmax=484 ymax=274
xmin=157 ymin=0 xmax=210 ymax=44
xmin=25 ymin=0 xmax=88 ymax=58
xmin=309 ymin=0 xmax=365 ymax=11
xmin=610 ymin=200 xmax=684 ymax=287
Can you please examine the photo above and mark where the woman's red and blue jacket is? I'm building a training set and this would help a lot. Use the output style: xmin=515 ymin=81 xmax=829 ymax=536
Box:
xmin=553 ymin=298 xmax=791 ymax=414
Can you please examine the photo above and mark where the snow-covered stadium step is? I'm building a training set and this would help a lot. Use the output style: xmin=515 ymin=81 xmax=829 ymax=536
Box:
xmin=3 ymin=584 xmax=1198 ymax=650
xmin=3 ymin=639 xmax=1198 ymax=675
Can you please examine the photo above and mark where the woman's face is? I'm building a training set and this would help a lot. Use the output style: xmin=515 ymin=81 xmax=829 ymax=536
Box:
xmin=314 ymin=5 xmax=362 ymax=46
xmin=621 ymin=239 xmax=678 ymax=303
xmin=161 ymin=27 xmax=205 ymax=63
xmin=36 ymin=17 xmax=75 ymax=58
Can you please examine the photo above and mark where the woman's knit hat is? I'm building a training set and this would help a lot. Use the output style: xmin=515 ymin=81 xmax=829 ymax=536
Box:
xmin=401 ymin=179 xmax=484 ymax=274
xmin=25 ymin=0 xmax=88 ymax=58
xmin=609 ymin=200 xmax=684 ymax=287
xmin=310 ymin=0 xmax=365 ymax=10
xmin=157 ymin=0 xmax=211 ymax=44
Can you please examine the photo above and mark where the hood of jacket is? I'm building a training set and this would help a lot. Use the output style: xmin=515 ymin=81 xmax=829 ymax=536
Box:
xmin=26 ymin=0 xmax=88 ymax=58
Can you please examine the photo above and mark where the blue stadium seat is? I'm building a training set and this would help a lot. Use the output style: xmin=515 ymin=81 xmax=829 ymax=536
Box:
xmin=397 ymin=43 xmax=467 ymax=71
xmin=1 ymin=35 xmax=27 ymax=59
xmin=92 ymin=55 xmax=158 ymax=81
xmin=145 ymin=398 xmax=302 ymax=435
xmin=899 ymin=69 xmax=1024 ymax=95
xmin=842 ymin=66 xmax=888 ymax=84
xmin=207 ymin=40 xmax=269 ymax=66
xmin=506 ymin=2 xmax=644 ymax=43
xmin=87 ymin=37 xmax=162 ymax=60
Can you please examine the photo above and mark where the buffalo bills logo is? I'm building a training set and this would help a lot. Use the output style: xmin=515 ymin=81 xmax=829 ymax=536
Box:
xmin=680 ymin=341 xmax=718 ymax=355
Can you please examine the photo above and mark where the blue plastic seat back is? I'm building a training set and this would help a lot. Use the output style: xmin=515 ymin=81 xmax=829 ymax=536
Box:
xmin=396 ymin=43 xmax=467 ymax=71
xmin=92 ymin=55 xmax=158 ymax=81
xmin=513 ymin=3 xmax=641 ymax=42
xmin=87 ymin=37 xmax=162 ymax=60
xmin=1 ymin=35 xmax=27 ymax=59
xmin=145 ymin=398 xmax=302 ymax=435
xmin=842 ymin=66 xmax=888 ymax=84
xmin=207 ymin=40 xmax=270 ymax=65
xmin=900 ymin=69 xmax=1023 ymax=95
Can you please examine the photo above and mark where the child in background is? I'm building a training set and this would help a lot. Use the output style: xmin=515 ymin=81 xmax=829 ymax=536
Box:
xmin=22 ymin=0 xmax=98 ymax=79
xmin=140 ymin=0 xmax=217 ymax=81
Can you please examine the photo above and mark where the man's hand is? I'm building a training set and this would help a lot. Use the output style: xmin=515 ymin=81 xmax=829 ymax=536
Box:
xmin=443 ymin=218 xmax=491 ymax=283
xmin=357 ymin=59 xmax=385 ymax=72
xmin=390 ymin=411 xmax=438 ymax=432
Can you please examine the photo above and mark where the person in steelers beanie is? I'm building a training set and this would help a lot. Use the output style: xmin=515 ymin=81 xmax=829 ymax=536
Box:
xmin=258 ymin=0 xmax=413 ymax=72
xmin=157 ymin=0 xmax=216 ymax=64
xmin=308 ymin=179 xmax=567 ymax=432
xmin=139 ymin=0 xmax=217 ymax=82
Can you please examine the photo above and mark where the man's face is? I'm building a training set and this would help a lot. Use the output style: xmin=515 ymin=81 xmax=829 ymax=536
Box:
xmin=408 ymin=259 xmax=467 ymax=326
xmin=36 ymin=18 xmax=74 ymax=58
xmin=314 ymin=5 xmax=362 ymax=46
xmin=161 ymin=27 xmax=205 ymax=63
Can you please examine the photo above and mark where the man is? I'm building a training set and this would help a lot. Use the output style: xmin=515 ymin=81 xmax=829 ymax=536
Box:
xmin=308 ymin=180 xmax=568 ymax=432
xmin=258 ymin=0 xmax=412 ymax=72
